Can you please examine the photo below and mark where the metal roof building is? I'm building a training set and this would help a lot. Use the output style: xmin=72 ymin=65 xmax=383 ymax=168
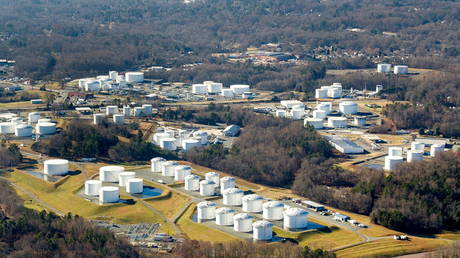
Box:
xmin=326 ymin=135 xmax=364 ymax=154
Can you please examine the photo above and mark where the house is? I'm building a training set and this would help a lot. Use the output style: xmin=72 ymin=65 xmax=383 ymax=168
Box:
xmin=334 ymin=213 xmax=350 ymax=222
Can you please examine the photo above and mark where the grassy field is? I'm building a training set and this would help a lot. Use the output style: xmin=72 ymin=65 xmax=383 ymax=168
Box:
xmin=15 ymin=187 xmax=51 ymax=212
xmin=145 ymin=191 xmax=190 ymax=220
xmin=176 ymin=203 xmax=239 ymax=242
xmin=0 ymin=101 xmax=45 ymax=109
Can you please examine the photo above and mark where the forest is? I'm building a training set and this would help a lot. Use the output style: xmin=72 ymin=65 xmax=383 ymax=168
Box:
xmin=0 ymin=143 xmax=22 ymax=168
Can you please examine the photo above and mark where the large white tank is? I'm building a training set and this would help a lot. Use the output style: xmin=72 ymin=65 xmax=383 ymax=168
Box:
xmin=37 ymin=118 xmax=52 ymax=124
xmin=28 ymin=112 xmax=41 ymax=124
xmin=151 ymin=157 xmax=166 ymax=172
xmin=99 ymin=186 xmax=119 ymax=203
xmin=184 ymin=174 xmax=200 ymax=191
xmin=85 ymin=180 xmax=102 ymax=196
xmin=93 ymin=113 xmax=104 ymax=125
xmin=339 ymin=101 xmax=358 ymax=115
xmin=122 ymin=106 xmax=131 ymax=116
xmin=230 ymin=84 xmax=250 ymax=95
xmin=275 ymin=110 xmax=286 ymax=118
xmin=206 ymin=82 xmax=223 ymax=94
xmin=234 ymin=213 xmax=253 ymax=232
xmin=133 ymin=107 xmax=144 ymax=117
xmin=384 ymin=156 xmax=404 ymax=171
xmin=221 ymin=89 xmax=234 ymax=98
xmin=118 ymin=171 xmax=136 ymax=187
xmin=430 ymin=144 xmax=444 ymax=157
xmin=394 ymin=65 xmax=408 ymax=74
xmin=290 ymin=108 xmax=304 ymax=120
xmin=161 ymin=161 xmax=178 ymax=177
xmin=160 ymin=138 xmax=177 ymax=151
xmin=388 ymin=147 xmax=403 ymax=157
xmin=174 ymin=165 xmax=192 ymax=181
xmin=328 ymin=117 xmax=347 ymax=128
xmin=109 ymin=71 xmax=118 ymax=80
xmin=327 ymin=87 xmax=342 ymax=99
xmin=113 ymin=114 xmax=124 ymax=124
xmin=192 ymin=131 xmax=208 ymax=145
xmin=44 ymin=159 xmax=69 ymax=176
xmin=304 ymin=118 xmax=324 ymax=129
xmin=125 ymin=72 xmax=144 ymax=83
xmin=317 ymin=102 xmax=332 ymax=114
xmin=192 ymin=84 xmax=208 ymax=94
xmin=253 ymin=220 xmax=273 ymax=241
xmin=377 ymin=63 xmax=392 ymax=73
xmin=199 ymin=180 xmax=216 ymax=196
xmin=14 ymin=124 xmax=33 ymax=137
xmin=126 ymin=178 xmax=143 ymax=194
xmin=223 ymin=188 xmax=244 ymax=206
xmin=205 ymin=172 xmax=220 ymax=186
xmin=215 ymin=207 xmax=235 ymax=226
xmin=242 ymin=194 xmax=264 ymax=212
xmin=411 ymin=142 xmax=425 ymax=153
xmin=197 ymin=201 xmax=217 ymax=221
xmin=407 ymin=151 xmax=423 ymax=162
xmin=283 ymin=208 xmax=309 ymax=230
xmin=263 ymin=201 xmax=284 ymax=220
xmin=99 ymin=165 xmax=125 ymax=182
xmin=153 ymin=132 xmax=170 ymax=145
xmin=0 ymin=122 xmax=14 ymax=134
xmin=142 ymin=104 xmax=153 ymax=115
xmin=315 ymin=88 xmax=328 ymax=99
xmin=312 ymin=110 xmax=327 ymax=119
xmin=182 ymin=139 xmax=201 ymax=151
xmin=105 ymin=106 xmax=118 ymax=116
xmin=354 ymin=116 xmax=366 ymax=126
xmin=220 ymin=176 xmax=236 ymax=193
xmin=35 ymin=122 xmax=56 ymax=135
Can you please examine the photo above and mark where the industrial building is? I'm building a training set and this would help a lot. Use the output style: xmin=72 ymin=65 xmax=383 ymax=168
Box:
xmin=326 ymin=135 xmax=364 ymax=154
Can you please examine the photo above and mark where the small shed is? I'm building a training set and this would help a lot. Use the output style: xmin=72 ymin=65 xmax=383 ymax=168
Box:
xmin=223 ymin=124 xmax=240 ymax=137
xmin=334 ymin=213 xmax=350 ymax=222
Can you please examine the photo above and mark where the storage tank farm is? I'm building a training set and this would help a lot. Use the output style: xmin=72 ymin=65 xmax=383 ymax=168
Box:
xmin=354 ymin=116 xmax=366 ymax=126
xmin=221 ymin=89 xmax=234 ymax=98
xmin=394 ymin=65 xmax=409 ymax=74
xmin=99 ymin=165 xmax=125 ymax=182
xmin=134 ymin=107 xmax=144 ymax=117
xmin=223 ymin=188 xmax=244 ymax=206
xmin=316 ymin=102 xmax=332 ymax=114
xmin=113 ymin=114 xmax=124 ymax=124
xmin=411 ymin=142 xmax=425 ymax=153
xmin=160 ymin=138 xmax=177 ymax=151
xmin=105 ymin=106 xmax=118 ymax=116
xmin=315 ymin=88 xmax=328 ymax=99
xmin=125 ymin=72 xmax=144 ymax=83
xmin=99 ymin=186 xmax=120 ymax=204
xmin=192 ymin=84 xmax=207 ymax=94
xmin=151 ymin=157 xmax=166 ymax=172
xmin=205 ymin=81 xmax=223 ymax=94
xmin=205 ymin=172 xmax=220 ymax=187
xmin=0 ymin=122 xmax=14 ymax=134
xmin=192 ymin=131 xmax=208 ymax=145
xmin=339 ymin=101 xmax=358 ymax=115
xmin=407 ymin=150 xmax=423 ymax=162
xmin=275 ymin=110 xmax=286 ymax=118
xmin=312 ymin=110 xmax=327 ymax=119
xmin=328 ymin=117 xmax=347 ymax=128
xmin=304 ymin=118 xmax=324 ymax=129
xmin=430 ymin=144 xmax=444 ymax=157
xmin=184 ymin=174 xmax=201 ymax=191
xmin=230 ymin=84 xmax=250 ymax=95
xmin=153 ymin=132 xmax=169 ymax=145
xmin=122 ymin=106 xmax=131 ymax=116
xmin=220 ymin=176 xmax=236 ymax=193
xmin=85 ymin=180 xmax=102 ymax=196
xmin=197 ymin=201 xmax=217 ymax=222
xmin=118 ymin=171 xmax=136 ymax=187
xmin=199 ymin=180 xmax=216 ymax=196
xmin=384 ymin=147 xmax=404 ymax=171
xmin=142 ymin=104 xmax=153 ymax=116
xmin=215 ymin=207 xmax=235 ymax=226
xmin=28 ymin=112 xmax=41 ymax=124
xmin=35 ymin=122 xmax=56 ymax=135
xmin=290 ymin=106 xmax=304 ymax=120
xmin=182 ymin=139 xmax=200 ymax=151
xmin=253 ymin=220 xmax=273 ymax=241
xmin=263 ymin=201 xmax=284 ymax=220
xmin=126 ymin=178 xmax=143 ymax=194
xmin=174 ymin=165 xmax=192 ymax=181
xmin=161 ymin=161 xmax=178 ymax=177
xmin=283 ymin=208 xmax=309 ymax=230
xmin=388 ymin=147 xmax=403 ymax=157
xmin=242 ymin=194 xmax=264 ymax=212
xmin=377 ymin=63 xmax=392 ymax=73
xmin=93 ymin=113 xmax=104 ymax=125
xmin=44 ymin=159 xmax=69 ymax=176
xmin=233 ymin=213 xmax=253 ymax=232
xmin=15 ymin=124 xmax=33 ymax=137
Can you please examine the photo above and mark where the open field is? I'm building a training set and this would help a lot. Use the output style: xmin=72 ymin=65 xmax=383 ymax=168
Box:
xmin=0 ymin=101 xmax=45 ymax=109
xmin=145 ymin=191 xmax=190 ymax=220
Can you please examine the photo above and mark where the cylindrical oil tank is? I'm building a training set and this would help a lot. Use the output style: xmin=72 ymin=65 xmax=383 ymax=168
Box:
xmin=207 ymin=82 xmax=223 ymax=94
xmin=283 ymin=208 xmax=309 ymax=230
xmin=223 ymin=188 xmax=244 ymax=206
xmin=263 ymin=201 xmax=284 ymax=220
xmin=118 ymin=171 xmax=136 ymax=187
xmin=106 ymin=106 xmax=118 ymax=116
xmin=304 ymin=118 xmax=324 ymax=129
xmin=377 ymin=63 xmax=391 ymax=73
xmin=312 ymin=110 xmax=327 ymax=119
xmin=327 ymin=87 xmax=342 ymax=98
xmin=35 ymin=122 xmax=56 ymax=135
xmin=430 ymin=144 xmax=444 ymax=157
xmin=253 ymin=220 xmax=273 ymax=241
xmin=93 ymin=113 xmax=104 ymax=125
xmin=125 ymin=72 xmax=144 ymax=83
xmin=384 ymin=156 xmax=404 ymax=171
xmin=339 ymin=101 xmax=358 ymax=115
xmin=216 ymin=207 xmax=235 ymax=226
xmin=192 ymin=131 xmax=208 ymax=145
xmin=44 ymin=159 xmax=69 ymax=176
xmin=275 ymin=110 xmax=286 ymax=118
xmin=85 ymin=180 xmax=102 ymax=196
xmin=122 ymin=106 xmax=131 ymax=116
xmin=15 ymin=124 xmax=33 ymax=137
xmin=192 ymin=84 xmax=207 ymax=94
xmin=10 ymin=117 xmax=22 ymax=125
xmin=99 ymin=186 xmax=119 ymax=203
xmin=353 ymin=116 xmax=366 ymax=126
xmin=134 ymin=107 xmax=144 ymax=117
xmin=126 ymin=178 xmax=143 ymax=194
xmin=230 ymin=84 xmax=250 ymax=95
xmin=290 ymin=108 xmax=304 ymax=120
xmin=315 ymin=88 xmax=328 ymax=99
xmin=199 ymin=180 xmax=216 ymax=196
xmin=162 ymin=161 xmax=178 ymax=177
xmin=327 ymin=117 xmax=347 ymax=128
xmin=0 ymin=122 xmax=14 ymax=134
xmin=109 ymin=71 xmax=118 ymax=80
xmin=197 ymin=201 xmax=217 ymax=221
xmin=394 ymin=65 xmax=408 ymax=74
xmin=160 ymin=138 xmax=177 ymax=151
xmin=37 ymin=118 xmax=52 ymax=124
xmin=113 ymin=114 xmax=124 ymax=124
xmin=388 ymin=147 xmax=403 ymax=157
xmin=407 ymin=150 xmax=423 ymax=162
xmin=99 ymin=165 xmax=125 ymax=182
xmin=234 ymin=213 xmax=253 ymax=232
xmin=28 ymin=112 xmax=41 ymax=123
xmin=174 ymin=165 xmax=192 ymax=181
xmin=182 ymin=139 xmax=201 ymax=151
xmin=142 ymin=104 xmax=153 ymax=115
xmin=153 ymin=132 xmax=170 ymax=145
xmin=163 ymin=128 xmax=175 ymax=138
xmin=220 ymin=176 xmax=236 ymax=193
xmin=205 ymin=172 xmax=220 ymax=186
xmin=184 ymin=174 xmax=200 ymax=191
xmin=151 ymin=157 xmax=166 ymax=172
xmin=317 ymin=102 xmax=332 ymax=114
xmin=221 ymin=89 xmax=234 ymax=98
xmin=242 ymin=194 xmax=264 ymax=213
xmin=411 ymin=142 xmax=425 ymax=153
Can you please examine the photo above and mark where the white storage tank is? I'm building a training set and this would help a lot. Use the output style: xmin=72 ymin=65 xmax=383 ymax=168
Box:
xmin=215 ymin=207 xmax=235 ymax=226
xmin=153 ymin=132 xmax=169 ymax=145
xmin=317 ymin=102 xmax=332 ymax=114
xmin=118 ymin=171 xmax=136 ymax=187
xmin=125 ymin=72 xmax=144 ymax=83
xmin=339 ymin=101 xmax=358 ymax=115
xmin=151 ymin=157 xmax=166 ymax=172
xmin=85 ymin=180 xmax=102 ymax=196
xmin=234 ymin=213 xmax=253 ymax=232
xmin=182 ymin=139 xmax=201 ymax=151
xmin=223 ymin=188 xmax=244 ymax=206
xmin=174 ymin=165 xmax=192 ymax=181
xmin=328 ymin=117 xmax=347 ymax=128
xmin=192 ymin=131 xmax=208 ymax=145
xmin=15 ymin=124 xmax=33 ymax=137
xmin=354 ymin=116 xmax=366 ymax=126
xmin=283 ymin=208 xmax=309 ymax=230
xmin=99 ymin=186 xmax=119 ymax=203
xmin=207 ymin=82 xmax=223 ymax=94
xmin=93 ymin=113 xmax=104 ymax=125
xmin=290 ymin=108 xmax=304 ymax=120
xmin=162 ymin=161 xmax=178 ymax=177
xmin=388 ymin=147 xmax=403 ymax=157
xmin=106 ymin=106 xmax=118 ymax=116
xmin=377 ymin=63 xmax=392 ymax=73
xmin=205 ymin=172 xmax=220 ymax=186
xmin=37 ymin=118 xmax=52 ymax=124
xmin=230 ymin=84 xmax=250 ymax=95
xmin=122 ymin=106 xmax=131 ymax=116
xmin=263 ymin=201 xmax=284 ymax=220
xmin=99 ymin=165 xmax=125 ymax=182
xmin=315 ymin=88 xmax=328 ymax=99
xmin=242 ymin=194 xmax=264 ymax=213
xmin=160 ymin=138 xmax=177 ymax=151
xmin=430 ymin=144 xmax=444 ymax=157
xmin=199 ymin=180 xmax=216 ymax=196
xmin=411 ymin=142 xmax=425 ymax=153
xmin=327 ymin=87 xmax=342 ymax=99
xmin=384 ymin=156 xmax=404 ymax=171
xmin=113 ymin=114 xmax=124 ymax=124
xmin=28 ymin=112 xmax=41 ymax=124
xmin=220 ymin=176 xmax=236 ymax=193
xmin=44 ymin=159 xmax=69 ymax=176
xmin=184 ymin=174 xmax=201 ymax=191
xmin=253 ymin=220 xmax=273 ymax=241
xmin=0 ymin=122 xmax=14 ymax=134
xmin=142 ymin=104 xmax=153 ymax=116
xmin=221 ymin=89 xmax=234 ymax=98
xmin=275 ymin=110 xmax=286 ymax=118
xmin=109 ymin=71 xmax=118 ymax=80
xmin=312 ymin=110 xmax=327 ymax=119
xmin=197 ymin=201 xmax=217 ymax=221
xmin=35 ymin=122 xmax=56 ymax=135
xmin=407 ymin=150 xmax=423 ymax=162
xmin=192 ymin=84 xmax=208 ymax=94
xmin=126 ymin=178 xmax=143 ymax=194
xmin=394 ymin=65 xmax=409 ymax=74
xmin=134 ymin=107 xmax=144 ymax=117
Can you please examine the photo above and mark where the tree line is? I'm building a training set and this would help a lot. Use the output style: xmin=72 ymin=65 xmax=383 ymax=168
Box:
xmin=0 ymin=143 xmax=22 ymax=168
